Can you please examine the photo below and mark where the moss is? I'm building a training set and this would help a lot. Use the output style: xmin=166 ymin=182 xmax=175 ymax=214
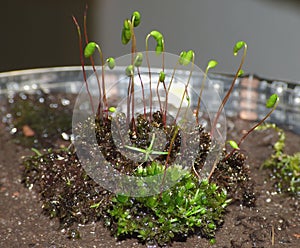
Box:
xmin=105 ymin=162 xmax=229 ymax=246
xmin=22 ymin=149 xmax=112 ymax=228
xmin=257 ymin=123 xmax=300 ymax=195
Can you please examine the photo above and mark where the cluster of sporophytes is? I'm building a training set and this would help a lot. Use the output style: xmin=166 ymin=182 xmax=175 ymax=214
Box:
xmin=256 ymin=123 xmax=300 ymax=195
xmin=20 ymin=8 xmax=280 ymax=247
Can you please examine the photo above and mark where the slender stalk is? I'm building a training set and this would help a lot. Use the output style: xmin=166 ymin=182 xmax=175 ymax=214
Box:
xmin=83 ymin=5 xmax=103 ymax=119
xmin=156 ymin=74 xmax=167 ymax=125
xmin=222 ymin=95 xmax=279 ymax=162
xmin=93 ymin=44 xmax=107 ymax=118
xmin=208 ymin=42 xmax=247 ymax=180
xmin=137 ymin=67 xmax=146 ymax=117
xmin=128 ymin=19 xmax=137 ymax=131
xmin=160 ymin=125 xmax=180 ymax=195
xmin=211 ymin=42 xmax=247 ymax=137
xmin=174 ymin=53 xmax=195 ymax=124
xmin=145 ymin=35 xmax=153 ymax=120
xmin=164 ymin=61 xmax=180 ymax=126
xmin=195 ymin=60 xmax=218 ymax=125
xmin=145 ymin=31 xmax=164 ymax=121
xmin=72 ymin=16 xmax=95 ymax=115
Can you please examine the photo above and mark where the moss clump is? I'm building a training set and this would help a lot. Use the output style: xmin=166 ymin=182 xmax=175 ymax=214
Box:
xmin=19 ymin=96 xmax=254 ymax=246
xmin=105 ymin=162 xmax=229 ymax=246
xmin=211 ymin=150 xmax=256 ymax=207
xmin=257 ymin=123 xmax=300 ymax=195
xmin=22 ymin=149 xmax=112 ymax=228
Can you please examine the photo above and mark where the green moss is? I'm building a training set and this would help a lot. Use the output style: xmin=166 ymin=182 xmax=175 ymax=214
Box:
xmin=105 ymin=162 xmax=230 ymax=246
xmin=257 ymin=123 xmax=300 ymax=195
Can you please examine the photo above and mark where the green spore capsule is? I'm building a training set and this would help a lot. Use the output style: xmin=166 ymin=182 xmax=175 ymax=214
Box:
xmin=84 ymin=42 xmax=97 ymax=58
xmin=106 ymin=57 xmax=115 ymax=69
xmin=131 ymin=11 xmax=141 ymax=27
xmin=266 ymin=94 xmax=279 ymax=108
xmin=159 ymin=71 xmax=166 ymax=82
xmin=125 ymin=65 xmax=134 ymax=77
xmin=233 ymin=40 xmax=246 ymax=56
xmin=134 ymin=52 xmax=143 ymax=67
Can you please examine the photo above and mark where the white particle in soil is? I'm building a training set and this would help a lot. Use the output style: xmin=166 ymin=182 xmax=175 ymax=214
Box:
xmin=19 ymin=93 xmax=27 ymax=100
xmin=39 ymin=97 xmax=45 ymax=103
xmin=61 ymin=132 xmax=69 ymax=140
xmin=266 ymin=198 xmax=271 ymax=203
xmin=57 ymin=155 xmax=65 ymax=160
xmin=61 ymin=98 xmax=70 ymax=106
xmin=49 ymin=103 xmax=58 ymax=108
xmin=10 ymin=127 xmax=17 ymax=134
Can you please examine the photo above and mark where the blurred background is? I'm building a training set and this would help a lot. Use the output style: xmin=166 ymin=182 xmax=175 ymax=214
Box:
xmin=1 ymin=0 xmax=300 ymax=82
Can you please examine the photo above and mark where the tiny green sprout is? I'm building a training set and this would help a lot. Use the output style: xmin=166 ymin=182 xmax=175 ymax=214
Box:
xmin=266 ymin=94 xmax=279 ymax=108
xmin=179 ymin=50 xmax=195 ymax=66
xmin=227 ymin=140 xmax=240 ymax=150
xmin=159 ymin=71 xmax=166 ymax=82
xmin=122 ymin=19 xmax=132 ymax=45
xmin=233 ymin=40 xmax=247 ymax=56
xmin=84 ymin=41 xmax=97 ymax=58
xmin=116 ymin=194 xmax=129 ymax=203
xmin=134 ymin=52 xmax=143 ymax=67
xmin=125 ymin=133 xmax=169 ymax=162
xmin=210 ymin=238 xmax=216 ymax=245
xmin=31 ymin=147 xmax=42 ymax=156
xmin=106 ymin=57 xmax=115 ymax=70
xmin=207 ymin=60 xmax=218 ymax=70
xmin=108 ymin=106 xmax=116 ymax=113
xmin=125 ymin=65 xmax=134 ymax=77
xmin=90 ymin=200 xmax=103 ymax=209
xmin=131 ymin=11 xmax=141 ymax=27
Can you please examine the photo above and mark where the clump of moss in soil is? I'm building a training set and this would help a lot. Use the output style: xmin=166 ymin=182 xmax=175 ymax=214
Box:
xmin=257 ymin=123 xmax=300 ymax=196
xmin=21 ymin=104 xmax=255 ymax=246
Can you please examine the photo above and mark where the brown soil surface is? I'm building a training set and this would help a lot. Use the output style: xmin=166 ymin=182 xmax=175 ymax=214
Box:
xmin=0 ymin=115 xmax=299 ymax=247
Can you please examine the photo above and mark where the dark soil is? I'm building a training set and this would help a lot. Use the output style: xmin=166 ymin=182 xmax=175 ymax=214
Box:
xmin=0 ymin=94 xmax=299 ymax=247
